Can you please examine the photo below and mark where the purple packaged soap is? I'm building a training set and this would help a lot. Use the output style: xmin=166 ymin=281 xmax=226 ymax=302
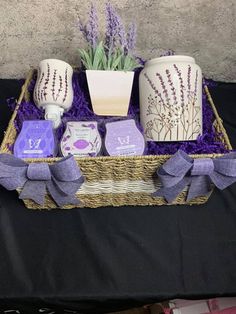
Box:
xmin=105 ymin=119 xmax=145 ymax=156
xmin=14 ymin=120 xmax=56 ymax=158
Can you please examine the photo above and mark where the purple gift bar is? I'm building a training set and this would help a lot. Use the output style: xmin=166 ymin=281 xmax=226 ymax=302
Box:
xmin=60 ymin=121 xmax=102 ymax=157
xmin=105 ymin=119 xmax=145 ymax=156
xmin=13 ymin=120 xmax=55 ymax=158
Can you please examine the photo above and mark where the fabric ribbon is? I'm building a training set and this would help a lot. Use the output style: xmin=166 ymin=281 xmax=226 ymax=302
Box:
xmin=0 ymin=154 xmax=84 ymax=206
xmin=153 ymin=149 xmax=236 ymax=203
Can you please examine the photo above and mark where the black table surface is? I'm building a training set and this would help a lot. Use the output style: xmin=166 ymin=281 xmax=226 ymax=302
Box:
xmin=0 ymin=80 xmax=236 ymax=314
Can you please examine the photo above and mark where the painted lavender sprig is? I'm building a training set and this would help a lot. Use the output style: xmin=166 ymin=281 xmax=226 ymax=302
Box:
xmin=160 ymin=49 xmax=175 ymax=57
xmin=191 ymin=70 xmax=199 ymax=139
xmin=173 ymin=64 xmax=189 ymax=140
xmin=62 ymin=68 xmax=68 ymax=103
xmin=165 ymin=70 xmax=178 ymax=111
xmin=156 ymin=72 xmax=170 ymax=108
xmin=187 ymin=64 xmax=191 ymax=96
xmin=41 ymin=63 xmax=50 ymax=101
xmin=55 ymin=75 xmax=63 ymax=101
xmin=51 ymin=69 xmax=57 ymax=101
xmin=144 ymin=73 xmax=166 ymax=108
xmin=173 ymin=64 xmax=185 ymax=108
xmin=144 ymin=72 xmax=177 ymax=140
xmin=37 ymin=72 xmax=44 ymax=102
xmin=194 ymin=70 xmax=199 ymax=102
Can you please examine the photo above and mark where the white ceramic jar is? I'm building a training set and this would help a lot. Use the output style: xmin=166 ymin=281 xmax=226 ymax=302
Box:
xmin=139 ymin=55 xmax=202 ymax=142
xmin=34 ymin=59 xmax=74 ymax=128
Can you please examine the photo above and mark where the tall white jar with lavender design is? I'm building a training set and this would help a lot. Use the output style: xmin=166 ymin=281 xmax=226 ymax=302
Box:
xmin=139 ymin=56 xmax=202 ymax=142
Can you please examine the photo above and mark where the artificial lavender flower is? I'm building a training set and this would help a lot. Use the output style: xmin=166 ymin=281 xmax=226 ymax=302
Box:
xmin=78 ymin=19 xmax=88 ymax=41
xmin=78 ymin=4 xmax=98 ymax=50
xmin=117 ymin=17 xmax=127 ymax=51
xmin=87 ymin=4 xmax=99 ymax=49
xmin=126 ymin=23 xmax=136 ymax=52
xmin=105 ymin=2 xmax=121 ymax=54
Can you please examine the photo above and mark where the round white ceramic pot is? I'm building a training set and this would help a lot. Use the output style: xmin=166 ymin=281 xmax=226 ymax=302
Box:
xmin=139 ymin=55 xmax=202 ymax=142
xmin=34 ymin=59 xmax=74 ymax=128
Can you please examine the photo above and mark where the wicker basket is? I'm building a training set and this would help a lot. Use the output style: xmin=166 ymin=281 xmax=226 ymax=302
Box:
xmin=0 ymin=71 xmax=232 ymax=210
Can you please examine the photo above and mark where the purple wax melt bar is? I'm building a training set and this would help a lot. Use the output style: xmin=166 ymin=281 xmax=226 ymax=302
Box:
xmin=14 ymin=120 xmax=55 ymax=158
xmin=105 ymin=119 xmax=145 ymax=156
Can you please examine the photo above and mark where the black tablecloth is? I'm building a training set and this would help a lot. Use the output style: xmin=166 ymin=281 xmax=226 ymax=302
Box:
xmin=0 ymin=80 xmax=236 ymax=314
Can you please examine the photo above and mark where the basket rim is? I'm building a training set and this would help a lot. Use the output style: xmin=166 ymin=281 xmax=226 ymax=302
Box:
xmin=16 ymin=152 xmax=228 ymax=163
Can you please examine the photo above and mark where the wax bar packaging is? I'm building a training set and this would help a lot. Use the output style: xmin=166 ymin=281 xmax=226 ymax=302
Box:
xmin=60 ymin=121 xmax=102 ymax=157
xmin=104 ymin=119 xmax=145 ymax=156
xmin=14 ymin=120 xmax=56 ymax=158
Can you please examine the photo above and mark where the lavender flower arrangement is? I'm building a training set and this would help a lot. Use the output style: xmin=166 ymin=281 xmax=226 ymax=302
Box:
xmin=78 ymin=3 xmax=140 ymax=71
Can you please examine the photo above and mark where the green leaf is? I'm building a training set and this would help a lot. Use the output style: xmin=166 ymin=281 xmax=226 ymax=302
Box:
xmin=79 ymin=41 xmax=141 ymax=71
xmin=123 ymin=55 xmax=131 ymax=71
xmin=79 ymin=48 xmax=93 ymax=69
xmin=122 ymin=55 xmax=141 ymax=71
xmin=111 ymin=55 xmax=122 ymax=70
xmin=92 ymin=41 xmax=105 ymax=70
xmin=102 ymin=52 xmax=108 ymax=70
xmin=109 ymin=49 xmax=123 ymax=70
xmin=88 ymin=46 xmax=93 ymax=60
xmin=119 ymin=54 xmax=125 ymax=70
xmin=78 ymin=50 xmax=88 ymax=68
xmin=107 ymin=56 xmax=112 ymax=70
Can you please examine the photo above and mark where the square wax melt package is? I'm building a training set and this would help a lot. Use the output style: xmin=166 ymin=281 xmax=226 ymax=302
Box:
xmin=13 ymin=120 xmax=56 ymax=158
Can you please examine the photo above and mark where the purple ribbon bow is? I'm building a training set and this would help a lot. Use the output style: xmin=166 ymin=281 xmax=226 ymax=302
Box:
xmin=0 ymin=154 xmax=84 ymax=206
xmin=153 ymin=149 xmax=236 ymax=203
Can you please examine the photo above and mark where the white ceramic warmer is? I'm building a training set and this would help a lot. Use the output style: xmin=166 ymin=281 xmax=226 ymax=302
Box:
xmin=139 ymin=55 xmax=202 ymax=142
xmin=34 ymin=59 xmax=74 ymax=128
